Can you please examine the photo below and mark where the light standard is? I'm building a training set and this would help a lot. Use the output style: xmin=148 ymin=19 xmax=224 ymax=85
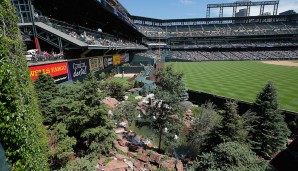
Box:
xmin=28 ymin=0 xmax=41 ymax=54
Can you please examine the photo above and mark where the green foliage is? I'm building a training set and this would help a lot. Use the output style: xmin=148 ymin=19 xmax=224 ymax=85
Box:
xmin=98 ymin=72 xmax=107 ymax=80
xmin=288 ymin=116 xmax=298 ymax=135
xmin=134 ymin=81 xmax=144 ymax=88
xmin=100 ymin=80 xmax=126 ymax=101
xmin=52 ymin=74 xmax=116 ymax=156
xmin=196 ymin=142 xmax=268 ymax=171
xmin=129 ymin=123 xmax=160 ymax=146
xmin=202 ymin=101 xmax=247 ymax=152
xmin=250 ymin=81 xmax=290 ymax=157
xmin=103 ymin=157 xmax=113 ymax=165
xmin=145 ymin=89 xmax=183 ymax=150
xmin=0 ymin=0 xmax=49 ymax=170
xmin=188 ymin=103 xmax=220 ymax=152
xmin=59 ymin=156 xmax=97 ymax=171
xmin=113 ymin=101 xmax=139 ymax=124
xmin=34 ymin=72 xmax=59 ymax=124
xmin=48 ymin=123 xmax=76 ymax=169
xmin=155 ymin=65 xmax=188 ymax=102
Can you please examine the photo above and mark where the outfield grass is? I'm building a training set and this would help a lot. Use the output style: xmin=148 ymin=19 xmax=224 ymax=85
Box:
xmin=110 ymin=77 xmax=130 ymax=84
xmin=171 ymin=61 xmax=298 ymax=112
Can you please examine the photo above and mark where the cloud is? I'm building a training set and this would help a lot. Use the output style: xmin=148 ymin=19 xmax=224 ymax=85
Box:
xmin=179 ymin=0 xmax=195 ymax=5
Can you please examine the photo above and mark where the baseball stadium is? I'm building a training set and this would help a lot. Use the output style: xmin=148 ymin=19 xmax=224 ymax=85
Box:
xmin=1 ymin=0 xmax=298 ymax=170
xmin=13 ymin=0 xmax=298 ymax=112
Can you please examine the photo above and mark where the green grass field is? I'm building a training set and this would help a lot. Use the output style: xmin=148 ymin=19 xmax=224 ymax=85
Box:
xmin=110 ymin=77 xmax=130 ymax=84
xmin=171 ymin=61 xmax=298 ymax=112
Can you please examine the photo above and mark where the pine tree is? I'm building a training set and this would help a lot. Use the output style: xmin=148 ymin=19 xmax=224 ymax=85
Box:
xmin=58 ymin=74 xmax=116 ymax=155
xmin=250 ymin=81 xmax=290 ymax=157
xmin=145 ymin=89 xmax=183 ymax=151
xmin=196 ymin=142 xmax=268 ymax=171
xmin=202 ymin=101 xmax=247 ymax=151
xmin=34 ymin=72 xmax=59 ymax=124
xmin=155 ymin=65 xmax=188 ymax=102
xmin=188 ymin=103 xmax=221 ymax=151
xmin=48 ymin=123 xmax=76 ymax=170
xmin=0 ymin=0 xmax=49 ymax=170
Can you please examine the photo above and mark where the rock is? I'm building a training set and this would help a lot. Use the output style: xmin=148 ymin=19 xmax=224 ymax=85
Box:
xmin=125 ymin=160 xmax=134 ymax=170
xmin=118 ymin=139 xmax=130 ymax=147
xmin=160 ymin=159 xmax=176 ymax=171
xmin=138 ymin=155 xmax=148 ymax=162
xmin=115 ymin=154 xmax=129 ymax=161
xmin=128 ymin=152 xmax=137 ymax=158
xmin=116 ymin=134 xmax=123 ymax=140
xmin=115 ymin=127 xmax=125 ymax=134
xmin=149 ymin=151 xmax=163 ymax=163
xmin=136 ymin=148 xmax=144 ymax=154
xmin=98 ymin=158 xmax=105 ymax=165
xmin=104 ymin=160 xmax=128 ymax=171
xmin=176 ymin=160 xmax=184 ymax=171
xmin=134 ymin=160 xmax=145 ymax=170
xmin=119 ymin=120 xmax=128 ymax=127
xmin=114 ymin=140 xmax=129 ymax=153
xmin=147 ymin=164 xmax=158 ymax=171
xmin=128 ymin=143 xmax=140 ymax=152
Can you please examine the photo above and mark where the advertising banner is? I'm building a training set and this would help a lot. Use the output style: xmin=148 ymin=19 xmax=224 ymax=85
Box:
xmin=89 ymin=58 xmax=99 ymax=72
xmin=103 ymin=56 xmax=113 ymax=68
xmin=113 ymin=54 xmax=121 ymax=65
xmin=29 ymin=62 xmax=68 ymax=83
xmin=125 ymin=54 xmax=130 ymax=62
xmin=98 ymin=57 xmax=104 ymax=70
xmin=120 ymin=54 xmax=126 ymax=63
xmin=68 ymin=59 xmax=90 ymax=80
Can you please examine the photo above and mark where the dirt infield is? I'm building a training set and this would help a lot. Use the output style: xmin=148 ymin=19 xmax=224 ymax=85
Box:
xmin=262 ymin=61 xmax=298 ymax=67
xmin=114 ymin=74 xmax=137 ymax=78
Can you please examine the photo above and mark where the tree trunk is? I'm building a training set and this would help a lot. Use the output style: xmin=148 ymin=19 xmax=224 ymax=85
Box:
xmin=158 ymin=126 xmax=163 ymax=151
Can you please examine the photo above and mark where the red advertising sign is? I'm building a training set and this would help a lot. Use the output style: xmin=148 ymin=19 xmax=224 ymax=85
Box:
xmin=29 ymin=62 xmax=68 ymax=80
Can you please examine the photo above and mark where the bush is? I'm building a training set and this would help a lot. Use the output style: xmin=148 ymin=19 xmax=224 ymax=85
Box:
xmin=0 ymin=1 xmax=49 ymax=170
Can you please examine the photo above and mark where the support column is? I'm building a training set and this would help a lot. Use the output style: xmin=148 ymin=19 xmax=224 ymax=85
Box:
xmin=206 ymin=7 xmax=210 ymax=18
xmin=259 ymin=5 xmax=265 ymax=16
xmin=219 ymin=7 xmax=224 ymax=18
xmin=233 ymin=5 xmax=237 ymax=17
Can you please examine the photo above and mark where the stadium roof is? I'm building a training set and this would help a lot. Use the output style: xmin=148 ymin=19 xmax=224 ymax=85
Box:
xmin=33 ymin=0 xmax=143 ymax=39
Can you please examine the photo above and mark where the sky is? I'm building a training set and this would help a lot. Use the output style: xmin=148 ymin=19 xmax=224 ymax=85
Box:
xmin=117 ymin=0 xmax=298 ymax=19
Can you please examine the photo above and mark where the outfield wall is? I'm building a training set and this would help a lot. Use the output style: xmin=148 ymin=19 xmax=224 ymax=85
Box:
xmin=188 ymin=90 xmax=298 ymax=125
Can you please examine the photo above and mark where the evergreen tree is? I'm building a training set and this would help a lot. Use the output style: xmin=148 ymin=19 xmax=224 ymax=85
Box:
xmin=48 ymin=123 xmax=76 ymax=170
xmin=145 ymin=89 xmax=183 ymax=151
xmin=202 ymin=101 xmax=247 ymax=151
xmin=113 ymin=101 xmax=139 ymax=125
xmin=0 ymin=0 xmax=49 ymax=170
xmin=188 ymin=103 xmax=221 ymax=151
xmin=155 ymin=65 xmax=188 ymax=101
xmin=250 ymin=81 xmax=290 ymax=157
xmin=34 ymin=72 xmax=59 ymax=124
xmin=53 ymin=74 xmax=116 ymax=155
xmin=196 ymin=142 xmax=268 ymax=171
xmin=100 ymin=80 xmax=126 ymax=101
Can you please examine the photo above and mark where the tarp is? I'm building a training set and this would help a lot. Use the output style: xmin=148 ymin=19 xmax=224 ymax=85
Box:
xmin=0 ymin=143 xmax=11 ymax=171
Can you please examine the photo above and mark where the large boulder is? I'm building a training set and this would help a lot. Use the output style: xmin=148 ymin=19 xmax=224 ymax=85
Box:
xmin=128 ymin=152 xmax=137 ymax=158
xmin=134 ymin=160 xmax=145 ymax=171
xmin=176 ymin=160 xmax=184 ymax=171
xmin=113 ymin=140 xmax=129 ymax=153
xmin=104 ymin=160 xmax=128 ymax=171
xmin=149 ymin=151 xmax=163 ymax=164
xmin=137 ymin=155 xmax=148 ymax=162
xmin=115 ymin=154 xmax=129 ymax=161
xmin=160 ymin=159 xmax=176 ymax=171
